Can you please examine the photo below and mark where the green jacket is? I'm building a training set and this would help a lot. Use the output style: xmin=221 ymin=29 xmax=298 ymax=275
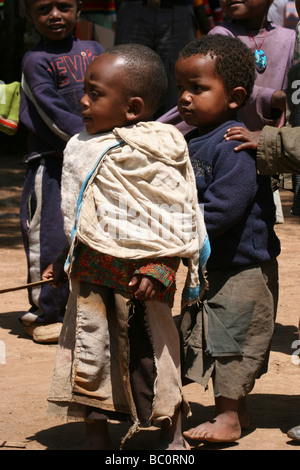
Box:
xmin=257 ymin=61 xmax=300 ymax=175
xmin=257 ymin=125 xmax=300 ymax=175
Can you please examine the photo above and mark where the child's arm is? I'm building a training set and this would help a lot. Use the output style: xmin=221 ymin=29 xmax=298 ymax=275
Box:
xmin=271 ymin=90 xmax=287 ymax=114
xmin=41 ymin=246 xmax=69 ymax=287
xmin=224 ymin=126 xmax=262 ymax=151
xmin=128 ymin=275 xmax=163 ymax=301
xmin=42 ymin=260 xmax=68 ymax=287
xmin=225 ymin=124 xmax=300 ymax=174
xmin=241 ymin=84 xmax=285 ymax=128
xmin=128 ymin=258 xmax=179 ymax=301
xmin=20 ymin=54 xmax=85 ymax=149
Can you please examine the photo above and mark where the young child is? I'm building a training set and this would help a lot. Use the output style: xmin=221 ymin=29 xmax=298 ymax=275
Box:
xmin=43 ymin=43 xmax=210 ymax=450
xmin=175 ymin=34 xmax=281 ymax=443
xmin=19 ymin=0 xmax=104 ymax=342
xmin=159 ymin=0 xmax=295 ymax=131
xmin=208 ymin=0 xmax=295 ymax=131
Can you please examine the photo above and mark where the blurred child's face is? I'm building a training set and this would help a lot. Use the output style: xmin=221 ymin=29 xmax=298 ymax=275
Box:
xmin=175 ymin=54 xmax=233 ymax=134
xmin=27 ymin=0 xmax=81 ymax=42
xmin=81 ymin=54 xmax=132 ymax=135
xmin=219 ymin=0 xmax=273 ymax=23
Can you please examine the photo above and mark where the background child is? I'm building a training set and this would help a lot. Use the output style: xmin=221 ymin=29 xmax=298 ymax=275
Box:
xmin=159 ymin=0 xmax=295 ymax=131
xmin=43 ymin=43 xmax=210 ymax=450
xmin=176 ymin=34 xmax=280 ymax=443
xmin=208 ymin=0 xmax=295 ymax=131
xmin=160 ymin=0 xmax=295 ymax=223
xmin=19 ymin=0 xmax=104 ymax=342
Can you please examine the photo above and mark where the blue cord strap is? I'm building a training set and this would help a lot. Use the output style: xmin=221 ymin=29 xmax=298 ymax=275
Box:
xmin=65 ymin=140 xmax=125 ymax=271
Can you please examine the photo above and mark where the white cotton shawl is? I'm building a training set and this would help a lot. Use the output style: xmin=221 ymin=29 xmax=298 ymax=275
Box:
xmin=61 ymin=121 xmax=210 ymax=302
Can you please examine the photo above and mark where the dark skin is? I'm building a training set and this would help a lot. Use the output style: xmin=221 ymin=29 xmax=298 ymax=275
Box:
xmin=42 ymin=260 xmax=164 ymax=301
xmin=26 ymin=0 xmax=82 ymax=44
xmin=224 ymin=126 xmax=262 ymax=151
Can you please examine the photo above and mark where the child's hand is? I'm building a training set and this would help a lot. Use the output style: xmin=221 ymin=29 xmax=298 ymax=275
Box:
xmin=271 ymin=90 xmax=286 ymax=113
xmin=224 ymin=127 xmax=261 ymax=152
xmin=42 ymin=260 xmax=67 ymax=287
xmin=128 ymin=275 xmax=163 ymax=301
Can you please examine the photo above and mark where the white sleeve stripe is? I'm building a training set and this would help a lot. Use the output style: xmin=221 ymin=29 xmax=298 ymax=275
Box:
xmin=21 ymin=74 xmax=70 ymax=142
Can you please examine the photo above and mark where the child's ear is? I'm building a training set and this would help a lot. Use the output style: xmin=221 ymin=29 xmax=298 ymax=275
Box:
xmin=229 ymin=87 xmax=247 ymax=109
xmin=126 ymin=97 xmax=145 ymax=121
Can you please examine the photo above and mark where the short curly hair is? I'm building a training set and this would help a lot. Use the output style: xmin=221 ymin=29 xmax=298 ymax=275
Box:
xmin=178 ymin=34 xmax=256 ymax=105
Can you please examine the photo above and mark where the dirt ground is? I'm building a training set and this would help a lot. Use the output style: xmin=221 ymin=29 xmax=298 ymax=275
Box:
xmin=0 ymin=152 xmax=300 ymax=452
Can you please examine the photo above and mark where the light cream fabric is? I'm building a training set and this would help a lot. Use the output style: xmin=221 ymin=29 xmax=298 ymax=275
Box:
xmin=61 ymin=121 xmax=209 ymax=302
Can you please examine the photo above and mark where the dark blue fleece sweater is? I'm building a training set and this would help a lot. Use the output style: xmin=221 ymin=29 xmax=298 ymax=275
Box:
xmin=186 ymin=120 xmax=281 ymax=270
xmin=20 ymin=36 xmax=104 ymax=161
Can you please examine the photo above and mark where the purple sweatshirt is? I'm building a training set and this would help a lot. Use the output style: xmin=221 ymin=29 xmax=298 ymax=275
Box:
xmin=20 ymin=36 xmax=104 ymax=161
xmin=209 ymin=21 xmax=295 ymax=130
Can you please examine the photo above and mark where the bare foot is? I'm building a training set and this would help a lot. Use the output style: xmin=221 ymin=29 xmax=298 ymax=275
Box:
xmin=183 ymin=411 xmax=241 ymax=443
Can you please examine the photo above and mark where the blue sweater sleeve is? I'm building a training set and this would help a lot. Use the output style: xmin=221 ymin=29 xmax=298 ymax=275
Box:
xmin=21 ymin=54 xmax=84 ymax=143
xmin=20 ymin=40 xmax=104 ymax=156
xmin=203 ymin=140 xmax=257 ymax=240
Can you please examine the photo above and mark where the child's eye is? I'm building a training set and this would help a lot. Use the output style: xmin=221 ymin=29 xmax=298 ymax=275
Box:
xmin=59 ymin=5 xmax=73 ymax=13
xmin=37 ymin=6 xmax=51 ymax=14
xmin=89 ymin=90 xmax=100 ymax=100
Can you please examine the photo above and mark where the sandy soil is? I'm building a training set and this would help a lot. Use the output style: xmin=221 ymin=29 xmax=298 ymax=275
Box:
xmin=0 ymin=153 xmax=300 ymax=452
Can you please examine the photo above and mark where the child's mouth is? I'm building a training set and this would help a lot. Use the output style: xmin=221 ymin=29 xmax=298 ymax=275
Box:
xmin=227 ymin=1 xmax=244 ymax=6
xmin=49 ymin=24 xmax=65 ymax=32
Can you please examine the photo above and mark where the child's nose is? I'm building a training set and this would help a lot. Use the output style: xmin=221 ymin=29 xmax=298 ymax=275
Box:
xmin=179 ymin=90 xmax=191 ymax=104
xmin=49 ymin=6 xmax=61 ymax=19
xmin=81 ymin=94 xmax=89 ymax=107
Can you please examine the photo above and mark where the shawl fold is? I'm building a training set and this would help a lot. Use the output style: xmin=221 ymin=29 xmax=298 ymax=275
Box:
xmin=61 ymin=122 xmax=210 ymax=303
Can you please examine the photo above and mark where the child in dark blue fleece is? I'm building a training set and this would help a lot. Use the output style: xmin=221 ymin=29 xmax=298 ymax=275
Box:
xmin=177 ymin=34 xmax=281 ymax=443
xmin=19 ymin=0 xmax=104 ymax=342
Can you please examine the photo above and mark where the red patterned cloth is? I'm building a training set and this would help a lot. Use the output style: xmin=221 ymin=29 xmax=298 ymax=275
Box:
xmin=59 ymin=243 xmax=180 ymax=307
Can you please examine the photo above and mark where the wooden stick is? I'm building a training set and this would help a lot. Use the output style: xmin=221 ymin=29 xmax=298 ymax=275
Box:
xmin=0 ymin=440 xmax=27 ymax=448
xmin=0 ymin=278 xmax=54 ymax=294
